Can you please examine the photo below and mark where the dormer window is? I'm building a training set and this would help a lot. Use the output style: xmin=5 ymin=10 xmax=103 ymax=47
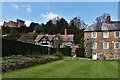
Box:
xmin=91 ymin=32 xmax=97 ymax=38
xmin=103 ymin=31 xmax=109 ymax=38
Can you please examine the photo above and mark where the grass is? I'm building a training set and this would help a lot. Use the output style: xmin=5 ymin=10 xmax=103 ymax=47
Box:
xmin=2 ymin=60 xmax=118 ymax=78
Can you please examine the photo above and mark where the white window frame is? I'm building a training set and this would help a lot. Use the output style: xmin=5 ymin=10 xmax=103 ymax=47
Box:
xmin=114 ymin=31 xmax=120 ymax=38
xmin=103 ymin=31 xmax=109 ymax=38
xmin=91 ymin=32 xmax=97 ymax=38
xmin=103 ymin=42 xmax=109 ymax=49
xmin=92 ymin=42 xmax=97 ymax=49
xmin=114 ymin=42 xmax=120 ymax=49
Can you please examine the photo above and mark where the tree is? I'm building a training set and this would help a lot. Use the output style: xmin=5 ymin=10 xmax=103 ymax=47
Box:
xmin=69 ymin=17 xmax=88 ymax=29
xmin=29 ymin=22 xmax=39 ymax=32
xmin=45 ymin=20 xmax=57 ymax=34
xmin=56 ymin=18 xmax=69 ymax=34
xmin=84 ymin=38 xmax=94 ymax=58
xmin=1 ymin=26 xmax=11 ymax=35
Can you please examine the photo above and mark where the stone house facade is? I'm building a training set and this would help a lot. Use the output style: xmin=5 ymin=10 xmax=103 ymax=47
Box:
xmin=84 ymin=15 xmax=120 ymax=59
xmin=3 ymin=19 xmax=25 ymax=28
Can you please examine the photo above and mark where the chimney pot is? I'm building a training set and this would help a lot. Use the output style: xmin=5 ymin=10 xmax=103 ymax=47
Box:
xmin=106 ymin=15 xmax=111 ymax=24
xmin=64 ymin=29 xmax=67 ymax=36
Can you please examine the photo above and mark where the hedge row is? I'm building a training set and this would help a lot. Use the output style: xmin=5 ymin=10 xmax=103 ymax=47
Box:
xmin=50 ymin=48 xmax=71 ymax=56
xmin=76 ymin=48 xmax=85 ymax=57
xmin=2 ymin=39 xmax=48 ymax=56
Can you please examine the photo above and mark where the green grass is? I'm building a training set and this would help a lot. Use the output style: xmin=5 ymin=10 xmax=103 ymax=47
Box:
xmin=2 ymin=60 xmax=118 ymax=78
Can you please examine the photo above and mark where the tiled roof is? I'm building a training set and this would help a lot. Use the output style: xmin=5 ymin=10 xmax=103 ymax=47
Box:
xmin=46 ymin=35 xmax=56 ymax=41
xmin=34 ymin=35 xmax=44 ymax=42
xmin=84 ymin=21 xmax=120 ymax=32
xmin=34 ymin=34 xmax=74 ymax=42
xmin=60 ymin=35 xmax=74 ymax=42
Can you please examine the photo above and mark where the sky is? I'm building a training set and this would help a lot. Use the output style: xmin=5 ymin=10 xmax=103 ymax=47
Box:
xmin=0 ymin=2 xmax=119 ymax=26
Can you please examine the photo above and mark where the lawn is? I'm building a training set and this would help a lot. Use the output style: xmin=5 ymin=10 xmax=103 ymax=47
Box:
xmin=2 ymin=60 xmax=118 ymax=78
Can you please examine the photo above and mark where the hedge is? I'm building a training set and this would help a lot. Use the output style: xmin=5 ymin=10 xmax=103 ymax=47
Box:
xmin=50 ymin=48 xmax=71 ymax=56
xmin=2 ymin=39 xmax=48 ymax=56
xmin=76 ymin=48 xmax=85 ymax=57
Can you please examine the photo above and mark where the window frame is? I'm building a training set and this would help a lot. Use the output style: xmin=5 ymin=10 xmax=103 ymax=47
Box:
xmin=103 ymin=31 xmax=109 ymax=38
xmin=91 ymin=32 xmax=97 ymax=38
xmin=92 ymin=42 xmax=97 ymax=49
xmin=114 ymin=42 xmax=120 ymax=49
xmin=103 ymin=42 xmax=109 ymax=49
xmin=114 ymin=31 xmax=120 ymax=38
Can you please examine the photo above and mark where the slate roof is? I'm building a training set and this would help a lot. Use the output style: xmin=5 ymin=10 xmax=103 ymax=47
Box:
xmin=84 ymin=21 xmax=120 ymax=32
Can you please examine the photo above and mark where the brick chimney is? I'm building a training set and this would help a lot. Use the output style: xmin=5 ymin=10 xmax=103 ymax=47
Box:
xmin=64 ymin=28 xmax=67 ymax=36
xmin=106 ymin=15 xmax=111 ymax=24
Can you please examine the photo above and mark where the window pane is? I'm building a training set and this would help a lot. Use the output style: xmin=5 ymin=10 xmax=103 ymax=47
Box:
xmin=103 ymin=31 xmax=109 ymax=38
xmin=92 ymin=32 xmax=97 ymax=38
xmin=92 ymin=42 xmax=97 ymax=49
xmin=103 ymin=42 xmax=109 ymax=49
xmin=115 ymin=43 xmax=119 ymax=49
xmin=116 ymin=31 xmax=119 ymax=37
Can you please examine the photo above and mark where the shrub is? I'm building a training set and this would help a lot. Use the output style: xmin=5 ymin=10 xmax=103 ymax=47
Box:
xmin=76 ymin=48 xmax=85 ymax=57
xmin=59 ymin=48 xmax=71 ymax=56
xmin=2 ymin=38 xmax=48 ymax=56
xmin=54 ymin=51 xmax=63 ymax=59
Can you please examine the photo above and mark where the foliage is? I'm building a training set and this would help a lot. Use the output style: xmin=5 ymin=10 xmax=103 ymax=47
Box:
xmin=84 ymin=38 xmax=94 ymax=58
xmin=76 ymin=48 xmax=85 ymax=57
xmin=54 ymin=51 xmax=64 ymax=59
xmin=50 ymin=48 xmax=72 ymax=56
xmin=2 ymin=38 xmax=48 ymax=56
xmin=2 ymin=17 xmax=86 ymax=45
xmin=17 ymin=33 xmax=37 ymax=43
xmin=1 ymin=55 xmax=62 ymax=72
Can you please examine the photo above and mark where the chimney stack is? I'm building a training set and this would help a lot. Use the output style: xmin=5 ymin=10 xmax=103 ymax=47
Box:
xmin=106 ymin=15 xmax=111 ymax=24
xmin=64 ymin=28 xmax=67 ymax=36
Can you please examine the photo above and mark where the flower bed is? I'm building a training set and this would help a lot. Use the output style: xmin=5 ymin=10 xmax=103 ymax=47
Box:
xmin=1 ymin=55 xmax=61 ymax=72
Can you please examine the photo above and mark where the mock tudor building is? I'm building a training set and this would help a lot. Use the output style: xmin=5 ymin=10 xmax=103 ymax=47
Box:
xmin=84 ymin=15 xmax=120 ymax=59
xmin=34 ymin=29 xmax=74 ymax=48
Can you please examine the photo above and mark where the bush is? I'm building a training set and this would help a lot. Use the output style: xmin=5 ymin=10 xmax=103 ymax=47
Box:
xmin=54 ymin=51 xmax=63 ymax=59
xmin=2 ymin=55 xmax=62 ymax=72
xmin=76 ymin=48 xmax=85 ymax=57
xmin=2 ymin=38 xmax=48 ymax=56
xmin=50 ymin=48 xmax=71 ymax=56
xmin=60 ymin=48 xmax=71 ymax=56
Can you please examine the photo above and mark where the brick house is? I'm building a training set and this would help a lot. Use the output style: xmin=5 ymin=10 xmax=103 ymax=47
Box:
xmin=84 ymin=15 xmax=120 ymax=59
xmin=3 ymin=19 xmax=25 ymax=28
xmin=34 ymin=29 xmax=74 ymax=48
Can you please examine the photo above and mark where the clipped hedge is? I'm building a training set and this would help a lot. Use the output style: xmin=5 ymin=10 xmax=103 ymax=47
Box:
xmin=50 ymin=48 xmax=71 ymax=56
xmin=60 ymin=48 xmax=71 ymax=56
xmin=76 ymin=48 xmax=85 ymax=57
xmin=2 ymin=39 xmax=48 ymax=56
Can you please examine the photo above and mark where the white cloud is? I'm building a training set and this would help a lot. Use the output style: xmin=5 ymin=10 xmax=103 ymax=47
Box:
xmin=41 ymin=12 xmax=59 ymax=21
xmin=25 ymin=20 xmax=31 ymax=27
xmin=11 ymin=4 xmax=19 ymax=10
xmin=22 ymin=5 xmax=32 ymax=13
xmin=0 ymin=22 xmax=3 ymax=26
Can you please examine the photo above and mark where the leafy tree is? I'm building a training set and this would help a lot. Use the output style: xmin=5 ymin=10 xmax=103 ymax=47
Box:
xmin=56 ymin=18 xmax=69 ymax=34
xmin=45 ymin=20 xmax=56 ymax=34
xmin=84 ymin=38 xmax=94 ymax=58
xmin=1 ymin=26 xmax=11 ymax=35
